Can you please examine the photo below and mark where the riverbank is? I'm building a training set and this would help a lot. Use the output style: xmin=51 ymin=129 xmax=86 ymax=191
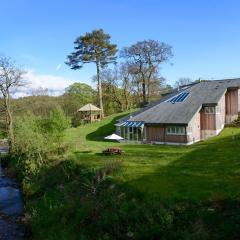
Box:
xmin=0 ymin=148 xmax=25 ymax=240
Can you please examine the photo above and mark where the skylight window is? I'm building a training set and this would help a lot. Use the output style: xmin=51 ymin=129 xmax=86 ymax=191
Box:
xmin=166 ymin=92 xmax=189 ymax=103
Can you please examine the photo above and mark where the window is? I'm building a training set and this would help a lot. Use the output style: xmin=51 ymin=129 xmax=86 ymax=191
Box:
xmin=166 ymin=92 xmax=189 ymax=103
xmin=204 ymin=106 xmax=215 ymax=114
xmin=137 ymin=128 xmax=142 ymax=141
xmin=121 ymin=126 xmax=143 ymax=141
xmin=167 ymin=126 xmax=186 ymax=135
xmin=124 ymin=127 xmax=128 ymax=139
xmin=133 ymin=127 xmax=138 ymax=140
xmin=120 ymin=127 xmax=125 ymax=138
xmin=129 ymin=127 xmax=133 ymax=140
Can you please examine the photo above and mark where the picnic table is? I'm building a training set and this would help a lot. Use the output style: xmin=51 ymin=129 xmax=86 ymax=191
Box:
xmin=102 ymin=147 xmax=124 ymax=155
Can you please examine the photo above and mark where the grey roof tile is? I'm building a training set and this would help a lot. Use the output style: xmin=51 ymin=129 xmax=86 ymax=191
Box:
xmin=123 ymin=79 xmax=240 ymax=124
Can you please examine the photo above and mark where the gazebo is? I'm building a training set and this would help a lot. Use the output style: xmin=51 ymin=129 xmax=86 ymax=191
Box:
xmin=77 ymin=104 xmax=101 ymax=123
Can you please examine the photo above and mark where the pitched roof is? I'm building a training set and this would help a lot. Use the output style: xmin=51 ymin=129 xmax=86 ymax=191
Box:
xmin=77 ymin=103 xmax=101 ymax=112
xmin=122 ymin=79 xmax=240 ymax=125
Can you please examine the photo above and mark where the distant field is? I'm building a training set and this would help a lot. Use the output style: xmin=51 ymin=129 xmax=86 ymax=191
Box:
xmin=65 ymin=112 xmax=240 ymax=202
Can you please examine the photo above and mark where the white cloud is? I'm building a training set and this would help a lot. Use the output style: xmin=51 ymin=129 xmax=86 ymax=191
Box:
xmin=13 ymin=70 xmax=77 ymax=98
xmin=25 ymin=70 xmax=75 ymax=90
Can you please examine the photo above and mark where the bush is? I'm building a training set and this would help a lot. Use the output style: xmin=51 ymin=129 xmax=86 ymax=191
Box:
xmin=26 ymin=161 xmax=176 ymax=240
xmin=13 ymin=113 xmax=46 ymax=179
xmin=39 ymin=107 xmax=71 ymax=147
xmin=225 ymin=116 xmax=240 ymax=127
xmin=12 ymin=108 xmax=70 ymax=181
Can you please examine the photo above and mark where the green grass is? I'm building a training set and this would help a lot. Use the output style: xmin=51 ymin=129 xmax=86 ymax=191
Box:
xmin=65 ymin=112 xmax=240 ymax=202
xmin=23 ymin=112 xmax=240 ymax=239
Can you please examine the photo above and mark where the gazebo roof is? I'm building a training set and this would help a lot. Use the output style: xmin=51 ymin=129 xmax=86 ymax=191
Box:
xmin=77 ymin=103 xmax=101 ymax=112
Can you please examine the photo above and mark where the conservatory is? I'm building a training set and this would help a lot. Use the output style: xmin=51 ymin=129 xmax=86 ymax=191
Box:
xmin=115 ymin=121 xmax=145 ymax=142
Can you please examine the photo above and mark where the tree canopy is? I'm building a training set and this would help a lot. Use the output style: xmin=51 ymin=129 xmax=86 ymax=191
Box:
xmin=65 ymin=83 xmax=95 ymax=102
xmin=120 ymin=40 xmax=173 ymax=104
xmin=0 ymin=55 xmax=26 ymax=151
xmin=66 ymin=29 xmax=117 ymax=118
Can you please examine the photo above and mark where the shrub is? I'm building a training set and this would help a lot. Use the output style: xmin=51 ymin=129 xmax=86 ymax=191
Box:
xmin=12 ymin=108 xmax=70 ymax=181
xmin=12 ymin=114 xmax=45 ymax=180
xmin=225 ymin=116 xmax=240 ymax=127
xmin=39 ymin=107 xmax=71 ymax=148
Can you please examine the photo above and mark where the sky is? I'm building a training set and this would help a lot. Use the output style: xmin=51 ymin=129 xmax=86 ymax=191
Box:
xmin=1 ymin=0 xmax=240 ymax=96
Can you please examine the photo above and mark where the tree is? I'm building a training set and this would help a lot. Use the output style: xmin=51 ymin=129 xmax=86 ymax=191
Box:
xmin=0 ymin=55 xmax=25 ymax=151
xmin=100 ymin=68 xmax=123 ymax=113
xmin=62 ymin=82 xmax=97 ymax=126
xmin=118 ymin=63 xmax=134 ymax=110
xmin=40 ymin=107 xmax=71 ymax=147
xmin=30 ymin=87 xmax=49 ymax=96
xmin=14 ymin=108 xmax=70 ymax=178
xmin=65 ymin=82 xmax=96 ymax=103
xmin=120 ymin=40 xmax=173 ymax=105
xmin=66 ymin=29 xmax=117 ymax=118
xmin=175 ymin=78 xmax=192 ymax=88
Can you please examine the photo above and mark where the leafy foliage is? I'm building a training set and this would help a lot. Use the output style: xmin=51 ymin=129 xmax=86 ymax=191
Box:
xmin=12 ymin=95 xmax=61 ymax=118
xmin=65 ymin=82 xmax=96 ymax=103
xmin=39 ymin=107 xmax=71 ymax=147
xmin=66 ymin=29 xmax=117 ymax=70
xmin=12 ymin=108 xmax=70 ymax=181
xmin=13 ymin=113 xmax=46 ymax=180
xmin=8 ymin=111 xmax=240 ymax=239
xmin=66 ymin=29 xmax=118 ymax=117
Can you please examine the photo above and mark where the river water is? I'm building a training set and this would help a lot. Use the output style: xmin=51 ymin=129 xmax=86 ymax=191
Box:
xmin=0 ymin=147 xmax=24 ymax=239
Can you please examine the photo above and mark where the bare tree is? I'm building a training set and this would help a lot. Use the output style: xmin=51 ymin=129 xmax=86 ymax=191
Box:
xmin=119 ymin=63 xmax=134 ymax=110
xmin=30 ymin=87 xmax=50 ymax=96
xmin=120 ymin=40 xmax=173 ymax=105
xmin=175 ymin=77 xmax=192 ymax=88
xmin=100 ymin=68 xmax=123 ymax=112
xmin=0 ymin=55 xmax=25 ymax=151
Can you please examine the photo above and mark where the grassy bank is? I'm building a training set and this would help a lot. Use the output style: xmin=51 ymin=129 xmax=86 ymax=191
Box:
xmin=66 ymin=113 xmax=240 ymax=202
xmin=22 ymin=112 xmax=240 ymax=239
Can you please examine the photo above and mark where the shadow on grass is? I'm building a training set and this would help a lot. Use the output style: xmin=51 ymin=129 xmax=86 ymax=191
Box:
xmin=124 ymin=131 xmax=240 ymax=202
xmin=86 ymin=112 xmax=129 ymax=142
xmin=24 ymin=132 xmax=240 ymax=239
xmin=73 ymin=150 xmax=93 ymax=154
xmin=111 ymin=132 xmax=240 ymax=239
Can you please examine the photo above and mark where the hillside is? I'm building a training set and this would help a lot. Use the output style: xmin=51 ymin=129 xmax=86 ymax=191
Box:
xmin=26 ymin=112 xmax=240 ymax=239
xmin=65 ymin=113 xmax=240 ymax=201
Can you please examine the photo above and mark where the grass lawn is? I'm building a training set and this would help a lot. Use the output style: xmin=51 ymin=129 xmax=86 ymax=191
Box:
xmin=65 ymin=112 xmax=240 ymax=202
xmin=23 ymin=112 xmax=240 ymax=239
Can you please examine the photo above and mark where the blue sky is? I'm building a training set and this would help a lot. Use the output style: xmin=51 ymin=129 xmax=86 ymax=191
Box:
xmin=1 ymin=0 xmax=240 ymax=94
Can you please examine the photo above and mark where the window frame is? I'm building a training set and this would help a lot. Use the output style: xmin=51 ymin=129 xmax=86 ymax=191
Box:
xmin=204 ymin=106 xmax=215 ymax=114
xmin=166 ymin=126 xmax=186 ymax=135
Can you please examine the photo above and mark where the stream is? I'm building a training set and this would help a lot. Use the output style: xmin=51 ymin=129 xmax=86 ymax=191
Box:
xmin=0 ymin=147 xmax=24 ymax=239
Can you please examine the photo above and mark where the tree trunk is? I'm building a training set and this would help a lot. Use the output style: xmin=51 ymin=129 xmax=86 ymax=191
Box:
xmin=136 ymin=81 xmax=141 ymax=106
xmin=96 ymin=61 xmax=104 ymax=118
xmin=142 ymin=80 xmax=147 ymax=105
xmin=124 ymin=89 xmax=129 ymax=110
xmin=139 ymin=64 xmax=147 ymax=105
xmin=147 ymin=79 xmax=150 ymax=103
xmin=4 ymin=92 xmax=14 ymax=152
xmin=146 ymin=67 xmax=154 ymax=104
